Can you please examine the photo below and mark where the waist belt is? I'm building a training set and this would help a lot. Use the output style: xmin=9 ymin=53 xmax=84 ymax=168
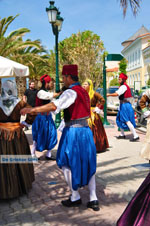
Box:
xmin=0 ymin=122 xmax=21 ymax=131
xmin=0 ymin=122 xmax=22 ymax=141
xmin=65 ymin=119 xmax=88 ymax=127
xmin=120 ymin=100 xmax=130 ymax=104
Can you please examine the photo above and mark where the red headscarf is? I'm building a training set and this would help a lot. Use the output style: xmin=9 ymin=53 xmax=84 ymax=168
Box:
xmin=119 ymin=73 xmax=128 ymax=80
xmin=62 ymin=64 xmax=78 ymax=76
xmin=40 ymin=74 xmax=51 ymax=83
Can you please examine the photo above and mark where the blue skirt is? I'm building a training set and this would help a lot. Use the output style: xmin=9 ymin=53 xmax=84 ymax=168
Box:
xmin=116 ymin=102 xmax=136 ymax=130
xmin=32 ymin=113 xmax=57 ymax=151
xmin=56 ymin=126 xmax=96 ymax=190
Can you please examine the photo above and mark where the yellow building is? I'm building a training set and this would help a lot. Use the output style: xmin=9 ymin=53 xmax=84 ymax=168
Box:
xmin=121 ymin=25 xmax=150 ymax=90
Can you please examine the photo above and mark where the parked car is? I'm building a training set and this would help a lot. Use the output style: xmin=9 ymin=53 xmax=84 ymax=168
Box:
xmin=107 ymin=86 xmax=119 ymax=115
xmin=96 ymin=87 xmax=103 ymax=96
xmin=133 ymin=91 xmax=147 ymax=127
xmin=96 ymin=86 xmax=119 ymax=115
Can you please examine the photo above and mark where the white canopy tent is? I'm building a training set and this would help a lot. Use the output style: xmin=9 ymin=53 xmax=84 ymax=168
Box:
xmin=0 ymin=56 xmax=29 ymax=78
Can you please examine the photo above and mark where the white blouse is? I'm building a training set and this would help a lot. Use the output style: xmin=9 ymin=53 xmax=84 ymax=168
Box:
xmin=37 ymin=90 xmax=54 ymax=100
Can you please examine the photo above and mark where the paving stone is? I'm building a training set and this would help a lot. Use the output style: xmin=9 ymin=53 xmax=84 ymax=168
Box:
xmin=3 ymin=115 xmax=145 ymax=226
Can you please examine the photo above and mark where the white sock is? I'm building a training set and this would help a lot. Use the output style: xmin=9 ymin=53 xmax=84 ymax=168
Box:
xmin=126 ymin=121 xmax=138 ymax=138
xmin=31 ymin=141 xmax=37 ymax=156
xmin=88 ymin=175 xmax=98 ymax=201
xmin=62 ymin=166 xmax=80 ymax=202
xmin=120 ymin=128 xmax=125 ymax=136
xmin=46 ymin=150 xmax=52 ymax=158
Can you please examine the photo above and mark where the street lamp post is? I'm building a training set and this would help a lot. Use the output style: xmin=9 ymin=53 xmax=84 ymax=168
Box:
xmin=46 ymin=1 xmax=64 ymax=128
xmin=103 ymin=53 xmax=124 ymax=126
xmin=103 ymin=54 xmax=109 ymax=125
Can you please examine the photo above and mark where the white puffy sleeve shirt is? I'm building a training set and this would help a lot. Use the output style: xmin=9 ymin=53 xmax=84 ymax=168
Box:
xmin=37 ymin=90 xmax=54 ymax=100
xmin=116 ymin=85 xmax=127 ymax=96
xmin=52 ymin=89 xmax=77 ymax=114
xmin=116 ymin=85 xmax=132 ymax=103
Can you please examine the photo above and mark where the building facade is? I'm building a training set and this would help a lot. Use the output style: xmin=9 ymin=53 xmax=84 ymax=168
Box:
xmin=121 ymin=26 xmax=150 ymax=90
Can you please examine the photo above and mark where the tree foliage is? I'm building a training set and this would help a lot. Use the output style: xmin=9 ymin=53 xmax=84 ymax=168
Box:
xmin=119 ymin=58 xmax=127 ymax=74
xmin=120 ymin=0 xmax=141 ymax=16
xmin=54 ymin=30 xmax=105 ymax=87
xmin=0 ymin=15 xmax=49 ymax=79
xmin=110 ymin=78 xmax=119 ymax=86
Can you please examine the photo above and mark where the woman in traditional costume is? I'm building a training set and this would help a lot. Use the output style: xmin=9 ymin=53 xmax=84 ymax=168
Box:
xmin=0 ymin=79 xmax=34 ymax=199
xmin=82 ymin=79 xmax=109 ymax=153
xmin=139 ymin=89 xmax=150 ymax=161
xmin=117 ymin=171 xmax=150 ymax=226
xmin=31 ymin=75 xmax=60 ymax=160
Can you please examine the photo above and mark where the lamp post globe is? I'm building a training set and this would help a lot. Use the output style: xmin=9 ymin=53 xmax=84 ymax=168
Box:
xmin=46 ymin=1 xmax=64 ymax=128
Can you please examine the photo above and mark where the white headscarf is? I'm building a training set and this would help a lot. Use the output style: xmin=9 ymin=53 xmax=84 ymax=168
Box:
xmin=0 ymin=79 xmax=20 ymax=116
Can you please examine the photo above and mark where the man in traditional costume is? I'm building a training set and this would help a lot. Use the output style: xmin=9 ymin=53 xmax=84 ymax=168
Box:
xmin=0 ymin=79 xmax=34 ymax=199
xmin=107 ymin=73 xmax=139 ymax=142
xmin=21 ymin=65 xmax=99 ymax=211
xmin=31 ymin=74 xmax=59 ymax=160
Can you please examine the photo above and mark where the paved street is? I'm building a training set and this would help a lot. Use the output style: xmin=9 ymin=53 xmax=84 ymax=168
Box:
xmin=0 ymin=115 xmax=150 ymax=226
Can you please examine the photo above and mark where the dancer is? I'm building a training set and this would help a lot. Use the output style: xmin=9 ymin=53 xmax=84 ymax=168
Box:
xmin=107 ymin=73 xmax=139 ymax=142
xmin=117 ymin=171 xmax=150 ymax=226
xmin=139 ymin=89 xmax=150 ymax=161
xmin=0 ymin=79 xmax=34 ymax=199
xmin=82 ymin=79 xmax=109 ymax=152
xmin=31 ymin=74 xmax=59 ymax=160
xmin=21 ymin=64 xmax=99 ymax=211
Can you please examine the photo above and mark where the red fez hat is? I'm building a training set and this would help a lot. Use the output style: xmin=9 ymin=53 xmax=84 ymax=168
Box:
xmin=119 ymin=73 xmax=128 ymax=80
xmin=40 ymin=74 xmax=51 ymax=83
xmin=62 ymin=64 xmax=78 ymax=76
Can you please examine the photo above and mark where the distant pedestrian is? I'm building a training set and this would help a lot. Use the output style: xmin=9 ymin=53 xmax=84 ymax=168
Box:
xmin=23 ymin=81 xmax=38 ymax=130
xmin=107 ymin=73 xmax=139 ymax=142
xmin=82 ymin=79 xmax=109 ymax=153
xmin=23 ymin=80 xmax=38 ymax=107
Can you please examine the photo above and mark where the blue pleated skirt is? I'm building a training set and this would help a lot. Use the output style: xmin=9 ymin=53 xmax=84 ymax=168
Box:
xmin=56 ymin=126 xmax=97 ymax=190
xmin=32 ymin=113 xmax=57 ymax=151
xmin=116 ymin=102 xmax=136 ymax=130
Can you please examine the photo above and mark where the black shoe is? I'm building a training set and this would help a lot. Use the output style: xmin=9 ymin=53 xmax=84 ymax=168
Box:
xmin=116 ymin=135 xmax=126 ymax=139
xmin=87 ymin=200 xmax=100 ymax=211
xmin=45 ymin=156 xmax=56 ymax=161
xmin=61 ymin=198 xmax=82 ymax=207
xmin=130 ymin=137 xmax=140 ymax=142
xmin=24 ymin=127 xmax=29 ymax=131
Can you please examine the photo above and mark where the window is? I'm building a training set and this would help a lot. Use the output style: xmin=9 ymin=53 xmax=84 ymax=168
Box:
xmin=138 ymin=72 xmax=140 ymax=81
xmin=133 ymin=53 xmax=134 ymax=67
xmin=135 ymin=51 xmax=137 ymax=65
xmin=138 ymin=49 xmax=140 ymax=64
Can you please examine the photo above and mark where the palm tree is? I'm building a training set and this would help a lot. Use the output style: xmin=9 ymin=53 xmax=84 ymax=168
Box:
xmin=120 ymin=0 xmax=141 ymax=16
xmin=0 ymin=15 xmax=50 ymax=79
xmin=0 ymin=15 xmax=40 ymax=56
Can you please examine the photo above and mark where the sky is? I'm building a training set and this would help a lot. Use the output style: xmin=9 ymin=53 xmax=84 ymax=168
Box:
xmin=0 ymin=0 xmax=150 ymax=54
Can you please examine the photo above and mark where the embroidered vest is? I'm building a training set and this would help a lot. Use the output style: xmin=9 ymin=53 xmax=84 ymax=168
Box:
xmin=64 ymin=85 xmax=90 ymax=122
xmin=119 ymin=83 xmax=132 ymax=100
xmin=35 ymin=89 xmax=50 ymax=107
